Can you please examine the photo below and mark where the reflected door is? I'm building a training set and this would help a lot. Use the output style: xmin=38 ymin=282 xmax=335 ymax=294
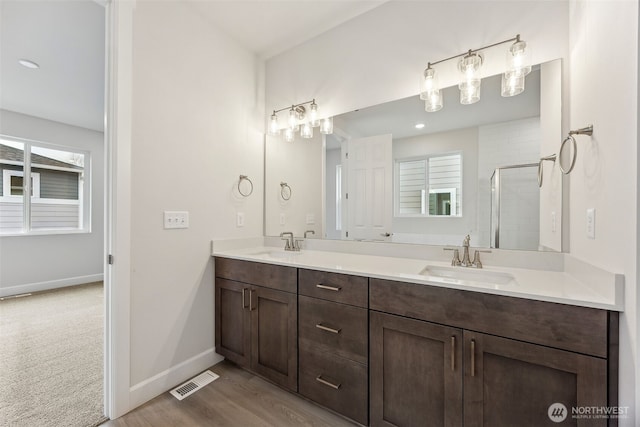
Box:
xmin=346 ymin=134 xmax=392 ymax=241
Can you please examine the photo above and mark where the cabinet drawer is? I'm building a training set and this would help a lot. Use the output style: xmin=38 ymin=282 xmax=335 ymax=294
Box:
xmin=299 ymin=344 xmax=368 ymax=425
xmin=299 ymin=295 xmax=368 ymax=364
xmin=299 ymin=269 xmax=368 ymax=307
xmin=215 ymin=257 xmax=296 ymax=293
xmin=370 ymin=278 xmax=609 ymax=358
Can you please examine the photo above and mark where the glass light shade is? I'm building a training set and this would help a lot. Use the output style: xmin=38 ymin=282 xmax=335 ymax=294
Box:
xmin=320 ymin=117 xmax=333 ymax=135
xmin=501 ymin=70 xmax=525 ymax=97
xmin=284 ymin=127 xmax=295 ymax=142
xmin=268 ymin=113 xmax=280 ymax=136
xmin=507 ymin=40 xmax=531 ymax=76
xmin=424 ymin=89 xmax=443 ymax=112
xmin=288 ymin=107 xmax=298 ymax=130
xmin=420 ymin=67 xmax=439 ymax=101
xmin=301 ymin=122 xmax=314 ymax=139
xmin=458 ymin=53 xmax=482 ymax=105
xmin=459 ymin=82 xmax=481 ymax=105
xmin=309 ymin=102 xmax=319 ymax=127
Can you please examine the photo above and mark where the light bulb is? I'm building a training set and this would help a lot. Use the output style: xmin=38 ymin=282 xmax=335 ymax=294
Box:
xmin=268 ymin=112 xmax=280 ymax=136
xmin=309 ymin=101 xmax=319 ymax=127
xmin=288 ymin=107 xmax=297 ymax=130
xmin=508 ymin=40 xmax=531 ymax=76
xmin=284 ymin=127 xmax=295 ymax=142
xmin=458 ymin=53 xmax=482 ymax=105
xmin=320 ymin=117 xmax=333 ymax=135
xmin=301 ymin=122 xmax=313 ymax=139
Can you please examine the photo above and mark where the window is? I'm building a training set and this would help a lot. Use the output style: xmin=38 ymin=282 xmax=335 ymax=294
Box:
xmin=395 ymin=153 xmax=462 ymax=217
xmin=0 ymin=136 xmax=90 ymax=235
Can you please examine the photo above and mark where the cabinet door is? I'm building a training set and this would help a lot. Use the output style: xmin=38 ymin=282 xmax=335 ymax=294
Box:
xmin=463 ymin=331 xmax=607 ymax=427
xmin=215 ymin=278 xmax=251 ymax=368
xmin=370 ymin=311 xmax=463 ymax=427
xmin=250 ymin=286 xmax=298 ymax=391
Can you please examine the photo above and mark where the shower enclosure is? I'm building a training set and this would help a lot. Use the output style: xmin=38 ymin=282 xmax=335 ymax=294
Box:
xmin=490 ymin=163 xmax=540 ymax=250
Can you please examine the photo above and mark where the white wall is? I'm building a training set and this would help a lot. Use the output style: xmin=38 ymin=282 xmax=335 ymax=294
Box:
xmin=128 ymin=0 xmax=264 ymax=402
xmin=264 ymin=132 xmax=323 ymax=238
xmin=392 ymin=127 xmax=478 ymax=245
xmin=568 ymin=1 xmax=638 ymax=422
xmin=266 ymin=1 xmax=569 ymax=120
xmin=0 ymin=109 xmax=104 ymax=295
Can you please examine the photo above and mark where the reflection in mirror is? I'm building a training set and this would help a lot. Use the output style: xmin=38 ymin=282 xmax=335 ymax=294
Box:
xmin=265 ymin=60 xmax=563 ymax=251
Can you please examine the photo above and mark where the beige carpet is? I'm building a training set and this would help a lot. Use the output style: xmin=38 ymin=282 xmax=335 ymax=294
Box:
xmin=0 ymin=283 xmax=106 ymax=427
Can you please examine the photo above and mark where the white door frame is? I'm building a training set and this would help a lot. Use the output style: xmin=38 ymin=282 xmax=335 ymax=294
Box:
xmin=104 ymin=0 xmax=134 ymax=419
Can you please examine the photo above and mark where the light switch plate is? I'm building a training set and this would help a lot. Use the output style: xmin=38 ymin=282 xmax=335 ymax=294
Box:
xmin=236 ymin=212 xmax=245 ymax=227
xmin=306 ymin=213 xmax=315 ymax=225
xmin=551 ymin=211 xmax=556 ymax=233
xmin=164 ymin=211 xmax=189 ymax=229
xmin=586 ymin=208 xmax=595 ymax=239
xmin=279 ymin=213 xmax=286 ymax=226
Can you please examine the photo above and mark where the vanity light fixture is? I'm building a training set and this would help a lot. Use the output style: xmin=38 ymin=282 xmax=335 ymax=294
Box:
xmin=420 ymin=34 xmax=530 ymax=111
xmin=267 ymin=99 xmax=332 ymax=141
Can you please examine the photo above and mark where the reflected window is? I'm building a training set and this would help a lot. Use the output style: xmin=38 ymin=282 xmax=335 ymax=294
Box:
xmin=395 ymin=153 xmax=462 ymax=217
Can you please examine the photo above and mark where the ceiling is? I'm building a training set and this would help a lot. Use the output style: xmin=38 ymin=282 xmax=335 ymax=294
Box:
xmin=0 ymin=1 xmax=106 ymax=132
xmin=0 ymin=0 xmax=386 ymax=134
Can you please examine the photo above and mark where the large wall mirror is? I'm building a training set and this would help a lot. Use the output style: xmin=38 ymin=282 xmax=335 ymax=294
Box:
xmin=265 ymin=59 xmax=563 ymax=251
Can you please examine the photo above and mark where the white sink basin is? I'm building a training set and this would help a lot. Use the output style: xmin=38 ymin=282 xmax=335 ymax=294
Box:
xmin=419 ymin=265 xmax=517 ymax=287
xmin=249 ymin=250 xmax=302 ymax=258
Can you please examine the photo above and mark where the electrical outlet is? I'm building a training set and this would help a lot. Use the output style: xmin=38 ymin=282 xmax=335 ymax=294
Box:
xmin=237 ymin=212 xmax=245 ymax=227
xmin=306 ymin=213 xmax=315 ymax=225
xmin=551 ymin=211 xmax=556 ymax=233
xmin=164 ymin=211 xmax=189 ymax=229
xmin=279 ymin=213 xmax=286 ymax=226
xmin=586 ymin=208 xmax=595 ymax=239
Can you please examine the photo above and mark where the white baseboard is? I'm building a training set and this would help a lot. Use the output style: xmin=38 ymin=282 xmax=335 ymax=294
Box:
xmin=129 ymin=348 xmax=223 ymax=410
xmin=0 ymin=273 xmax=104 ymax=298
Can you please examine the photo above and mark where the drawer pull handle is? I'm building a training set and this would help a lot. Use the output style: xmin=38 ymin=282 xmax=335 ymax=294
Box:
xmin=242 ymin=288 xmax=248 ymax=309
xmin=249 ymin=289 xmax=256 ymax=311
xmin=451 ymin=336 xmax=455 ymax=371
xmin=316 ymin=323 xmax=341 ymax=334
xmin=316 ymin=284 xmax=341 ymax=292
xmin=471 ymin=339 xmax=476 ymax=377
xmin=316 ymin=375 xmax=341 ymax=390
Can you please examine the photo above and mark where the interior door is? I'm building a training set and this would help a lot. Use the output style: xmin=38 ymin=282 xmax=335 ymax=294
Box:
xmin=346 ymin=134 xmax=393 ymax=241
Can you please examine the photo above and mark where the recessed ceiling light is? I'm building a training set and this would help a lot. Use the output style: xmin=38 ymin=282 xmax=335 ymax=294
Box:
xmin=18 ymin=59 xmax=39 ymax=69
xmin=415 ymin=123 xmax=425 ymax=129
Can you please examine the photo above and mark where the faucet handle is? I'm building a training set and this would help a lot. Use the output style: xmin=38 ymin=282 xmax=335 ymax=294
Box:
xmin=472 ymin=250 xmax=492 ymax=268
xmin=294 ymin=239 xmax=304 ymax=251
xmin=443 ymin=248 xmax=461 ymax=266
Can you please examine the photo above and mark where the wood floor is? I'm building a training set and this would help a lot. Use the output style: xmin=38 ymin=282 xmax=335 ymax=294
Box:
xmin=103 ymin=360 xmax=357 ymax=427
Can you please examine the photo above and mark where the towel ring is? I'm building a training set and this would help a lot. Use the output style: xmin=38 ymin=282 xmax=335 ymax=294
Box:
xmin=537 ymin=154 xmax=557 ymax=188
xmin=559 ymin=125 xmax=593 ymax=175
xmin=238 ymin=175 xmax=253 ymax=197
xmin=280 ymin=182 xmax=292 ymax=201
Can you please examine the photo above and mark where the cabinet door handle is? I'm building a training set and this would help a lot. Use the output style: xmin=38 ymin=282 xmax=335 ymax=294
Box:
xmin=316 ymin=375 xmax=341 ymax=390
xmin=242 ymin=288 xmax=248 ymax=309
xmin=249 ymin=289 xmax=256 ymax=311
xmin=470 ymin=339 xmax=476 ymax=377
xmin=316 ymin=284 xmax=341 ymax=292
xmin=316 ymin=323 xmax=341 ymax=334
xmin=451 ymin=336 xmax=456 ymax=371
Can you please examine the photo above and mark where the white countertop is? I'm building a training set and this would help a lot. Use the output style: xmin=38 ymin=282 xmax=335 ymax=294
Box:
xmin=211 ymin=241 xmax=624 ymax=311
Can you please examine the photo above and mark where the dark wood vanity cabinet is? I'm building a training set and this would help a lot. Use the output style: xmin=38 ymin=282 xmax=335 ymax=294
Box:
xmin=215 ymin=258 xmax=298 ymax=391
xmin=298 ymin=269 xmax=369 ymax=425
xmin=369 ymin=278 xmax=617 ymax=427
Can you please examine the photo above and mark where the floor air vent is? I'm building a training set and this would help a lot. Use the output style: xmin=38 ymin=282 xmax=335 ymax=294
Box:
xmin=170 ymin=370 xmax=219 ymax=401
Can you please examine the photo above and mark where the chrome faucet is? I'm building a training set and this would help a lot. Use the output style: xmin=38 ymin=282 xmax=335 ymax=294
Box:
xmin=280 ymin=232 xmax=295 ymax=251
xmin=443 ymin=235 xmax=491 ymax=268
xmin=461 ymin=235 xmax=472 ymax=267
xmin=304 ymin=230 xmax=315 ymax=238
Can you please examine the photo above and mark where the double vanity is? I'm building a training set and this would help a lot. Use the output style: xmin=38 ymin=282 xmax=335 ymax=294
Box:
xmin=213 ymin=240 xmax=622 ymax=426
